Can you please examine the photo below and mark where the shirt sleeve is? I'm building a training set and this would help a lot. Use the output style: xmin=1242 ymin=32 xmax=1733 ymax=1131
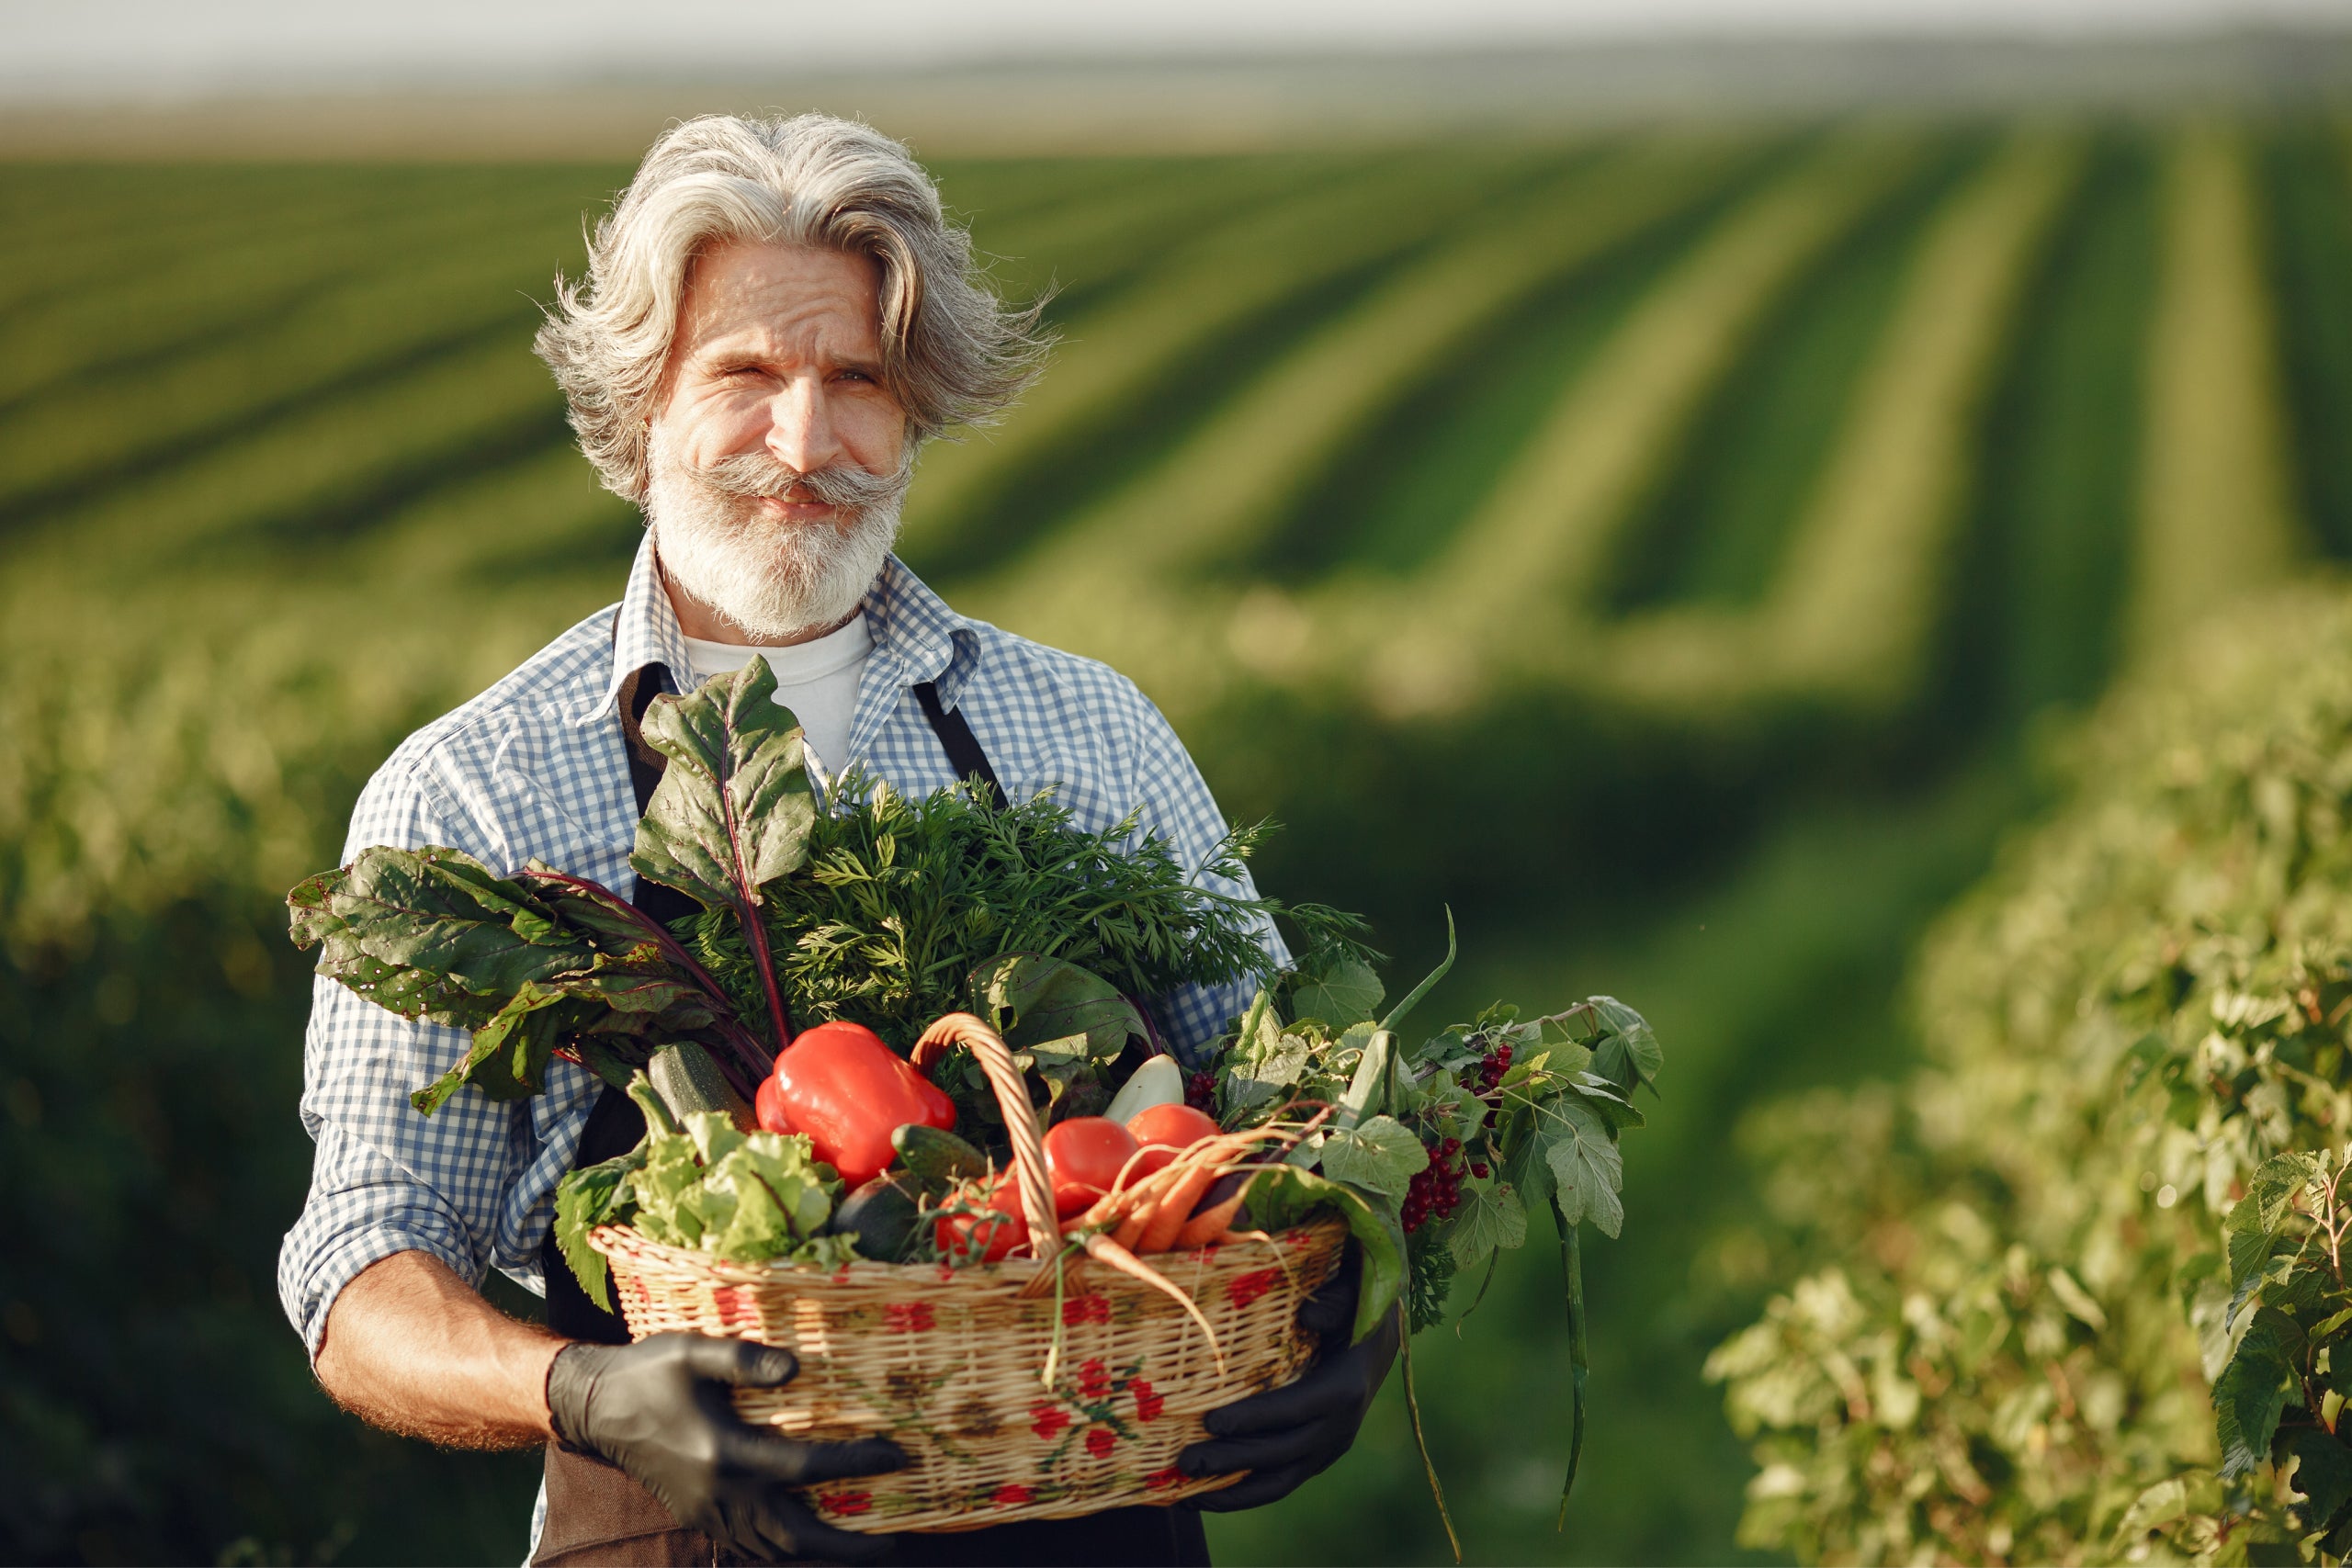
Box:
xmin=276 ymin=761 xmax=548 ymax=1359
xmin=1114 ymin=680 xmax=1292 ymax=1066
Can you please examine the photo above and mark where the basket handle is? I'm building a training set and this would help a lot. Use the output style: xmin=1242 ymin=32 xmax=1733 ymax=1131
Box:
xmin=911 ymin=1014 xmax=1061 ymax=1260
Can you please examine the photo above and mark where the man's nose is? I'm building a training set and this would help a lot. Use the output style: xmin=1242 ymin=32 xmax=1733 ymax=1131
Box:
xmin=763 ymin=377 xmax=845 ymax=475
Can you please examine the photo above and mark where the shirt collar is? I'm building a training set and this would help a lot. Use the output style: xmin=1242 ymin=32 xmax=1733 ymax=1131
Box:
xmin=597 ymin=534 xmax=978 ymax=716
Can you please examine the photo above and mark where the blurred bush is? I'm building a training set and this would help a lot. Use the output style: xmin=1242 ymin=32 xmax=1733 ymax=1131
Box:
xmin=1708 ymin=578 xmax=2352 ymax=1563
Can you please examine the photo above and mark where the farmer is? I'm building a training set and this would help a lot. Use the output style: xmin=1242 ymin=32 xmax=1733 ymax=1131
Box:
xmin=277 ymin=113 xmax=1397 ymax=1565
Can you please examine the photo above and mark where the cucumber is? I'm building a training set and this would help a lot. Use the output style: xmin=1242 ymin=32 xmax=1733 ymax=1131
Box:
xmin=892 ymin=1123 xmax=988 ymax=1194
xmin=648 ymin=1043 xmax=755 ymax=1133
xmin=828 ymin=1173 xmax=923 ymax=1261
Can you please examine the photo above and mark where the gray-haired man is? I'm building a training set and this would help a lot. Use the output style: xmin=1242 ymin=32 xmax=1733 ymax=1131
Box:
xmin=279 ymin=114 xmax=1397 ymax=1565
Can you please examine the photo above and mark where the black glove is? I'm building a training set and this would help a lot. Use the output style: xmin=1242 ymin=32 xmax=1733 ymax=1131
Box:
xmin=547 ymin=1332 xmax=906 ymax=1563
xmin=1175 ymin=1245 xmax=1400 ymax=1510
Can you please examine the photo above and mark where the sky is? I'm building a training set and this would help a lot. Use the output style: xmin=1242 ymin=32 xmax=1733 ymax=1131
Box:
xmin=6 ymin=0 xmax=2350 ymax=97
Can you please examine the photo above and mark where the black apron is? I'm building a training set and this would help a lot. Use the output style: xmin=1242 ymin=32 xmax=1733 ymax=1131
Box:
xmin=531 ymin=665 xmax=1210 ymax=1567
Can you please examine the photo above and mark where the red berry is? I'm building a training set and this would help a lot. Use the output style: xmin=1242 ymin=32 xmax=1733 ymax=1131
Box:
xmin=1470 ymin=1162 xmax=1490 ymax=1179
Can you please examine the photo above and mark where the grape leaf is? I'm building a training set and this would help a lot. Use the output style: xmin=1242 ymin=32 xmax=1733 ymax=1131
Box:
xmin=1246 ymin=1164 xmax=1408 ymax=1343
xmin=1319 ymin=1113 xmax=1430 ymax=1199
xmin=1540 ymin=1097 xmax=1625 ymax=1238
xmin=2215 ymin=1309 xmax=2304 ymax=1479
xmin=1291 ymin=955 xmax=1384 ymax=1028
xmin=2289 ymin=1429 xmax=2352 ymax=1534
xmin=1446 ymin=1179 xmax=1528 ymax=1270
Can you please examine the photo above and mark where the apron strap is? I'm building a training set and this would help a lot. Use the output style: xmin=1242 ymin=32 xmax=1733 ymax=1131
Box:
xmin=910 ymin=681 xmax=1004 ymax=809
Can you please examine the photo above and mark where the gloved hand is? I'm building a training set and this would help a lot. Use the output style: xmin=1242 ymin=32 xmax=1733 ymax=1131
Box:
xmin=1175 ymin=1244 xmax=1400 ymax=1510
xmin=547 ymin=1332 xmax=906 ymax=1563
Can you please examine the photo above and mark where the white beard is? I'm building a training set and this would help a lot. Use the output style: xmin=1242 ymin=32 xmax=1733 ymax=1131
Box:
xmin=645 ymin=428 xmax=911 ymax=642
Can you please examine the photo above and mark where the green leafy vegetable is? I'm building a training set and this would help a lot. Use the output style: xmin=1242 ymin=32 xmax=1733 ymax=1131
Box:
xmin=288 ymin=846 xmax=763 ymax=1113
xmin=1244 ymin=1163 xmax=1408 ymax=1344
xmin=549 ymin=1074 xmax=854 ymax=1304
xmin=631 ymin=658 xmax=814 ymax=1051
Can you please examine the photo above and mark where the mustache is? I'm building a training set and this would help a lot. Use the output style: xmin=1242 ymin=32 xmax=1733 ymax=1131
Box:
xmin=692 ymin=451 xmax=910 ymax=512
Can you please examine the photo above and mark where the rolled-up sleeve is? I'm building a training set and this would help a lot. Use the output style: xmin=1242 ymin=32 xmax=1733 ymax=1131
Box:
xmin=277 ymin=761 xmax=571 ymax=1359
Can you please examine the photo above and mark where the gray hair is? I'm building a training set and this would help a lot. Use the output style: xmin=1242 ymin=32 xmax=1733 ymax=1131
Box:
xmin=535 ymin=112 xmax=1050 ymax=502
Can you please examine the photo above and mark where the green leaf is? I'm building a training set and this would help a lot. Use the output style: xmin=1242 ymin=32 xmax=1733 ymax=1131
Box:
xmin=972 ymin=953 xmax=1144 ymax=1060
xmin=289 ymin=846 xmax=603 ymax=1032
xmin=1578 ymin=997 xmax=1663 ymax=1097
xmin=1245 ymin=1164 xmax=1408 ymax=1343
xmin=1538 ymin=1097 xmax=1625 ymax=1238
xmin=551 ymin=1146 xmax=646 ymax=1312
xmin=2112 ymin=1471 xmax=2221 ymax=1549
xmin=1319 ymin=1114 xmax=1430 ymax=1200
xmin=2215 ymin=1311 xmax=2305 ymax=1480
xmin=1292 ymin=955 xmax=1384 ymax=1028
xmin=2289 ymin=1429 xmax=2352 ymax=1534
xmin=1338 ymin=1030 xmax=1396 ymax=1130
xmin=631 ymin=658 xmax=818 ymax=909
xmin=1446 ymin=1179 xmax=1528 ymax=1270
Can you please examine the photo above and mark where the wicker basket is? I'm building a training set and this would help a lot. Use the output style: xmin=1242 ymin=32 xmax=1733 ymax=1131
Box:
xmin=590 ymin=1017 xmax=1346 ymax=1533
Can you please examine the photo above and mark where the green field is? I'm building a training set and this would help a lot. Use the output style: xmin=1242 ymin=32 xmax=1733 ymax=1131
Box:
xmin=2 ymin=117 xmax=2347 ymax=1564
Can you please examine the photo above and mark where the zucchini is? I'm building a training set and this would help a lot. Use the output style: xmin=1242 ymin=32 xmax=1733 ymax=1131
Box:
xmin=648 ymin=1043 xmax=755 ymax=1133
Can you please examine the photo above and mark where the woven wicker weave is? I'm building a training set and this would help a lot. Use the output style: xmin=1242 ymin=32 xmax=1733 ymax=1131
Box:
xmin=590 ymin=1017 xmax=1347 ymax=1533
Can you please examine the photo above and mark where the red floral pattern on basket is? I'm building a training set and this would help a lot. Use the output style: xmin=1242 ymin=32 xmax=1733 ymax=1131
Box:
xmin=1030 ymin=1404 xmax=1071 ymax=1440
xmin=714 ymin=1286 xmax=759 ymax=1332
xmin=817 ymin=1491 xmax=872 ymax=1517
xmin=993 ymin=1484 xmax=1035 ymax=1508
xmin=1144 ymin=1467 xmax=1186 ymax=1492
xmin=1077 ymin=1359 xmax=1112 ymax=1399
xmin=1227 ymin=1268 xmax=1282 ymax=1309
xmin=1062 ymin=1292 xmax=1111 ymax=1326
xmin=884 ymin=1301 xmax=936 ymax=1334
xmin=1085 ymin=1428 xmax=1117 ymax=1459
xmin=1132 ymin=1379 xmax=1164 ymax=1423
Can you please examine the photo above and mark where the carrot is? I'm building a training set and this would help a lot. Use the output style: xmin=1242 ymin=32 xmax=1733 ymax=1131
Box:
xmin=1172 ymin=1190 xmax=1249 ymax=1249
xmin=1137 ymin=1160 xmax=1224 ymax=1253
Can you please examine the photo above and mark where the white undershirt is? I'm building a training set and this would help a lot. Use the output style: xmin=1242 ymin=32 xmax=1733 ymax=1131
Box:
xmin=683 ymin=615 xmax=873 ymax=776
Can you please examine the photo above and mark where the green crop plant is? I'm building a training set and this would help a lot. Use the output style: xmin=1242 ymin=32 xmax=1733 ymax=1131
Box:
xmin=1605 ymin=136 xmax=1991 ymax=614
xmin=1417 ymin=130 xmax=1930 ymax=626
xmin=961 ymin=138 xmax=1765 ymax=722
xmin=2256 ymin=126 xmax=2352 ymax=557
xmin=1490 ymin=130 xmax=2087 ymax=718
xmin=1706 ymin=580 xmax=2352 ymax=1564
xmin=899 ymin=145 xmax=1582 ymax=571
xmin=982 ymin=139 xmax=1753 ymax=598
xmin=0 ymin=175 xmax=579 ymax=412
xmin=2132 ymin=123 xmax=2307 ymax=648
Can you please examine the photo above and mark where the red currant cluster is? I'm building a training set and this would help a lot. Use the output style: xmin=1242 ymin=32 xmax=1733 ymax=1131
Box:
xmin=1184 ymin=1069 xmax=1217 ymax=1113
xmin=1404 ymin=1136 xmax=1466 ymax=1232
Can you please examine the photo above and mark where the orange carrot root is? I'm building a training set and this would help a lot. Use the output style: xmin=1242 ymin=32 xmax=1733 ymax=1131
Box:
xmin=1173 ymin=1191 xmax=1250 ymax=1249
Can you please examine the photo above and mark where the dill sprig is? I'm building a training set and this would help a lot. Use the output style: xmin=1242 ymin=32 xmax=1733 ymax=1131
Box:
xmin=678 ymin=770 xmax=1373 ymax=1050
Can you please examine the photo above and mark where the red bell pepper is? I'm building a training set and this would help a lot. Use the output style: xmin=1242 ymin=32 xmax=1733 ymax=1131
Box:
xmin=762 ymin=1020 xmax=955 ymax=1188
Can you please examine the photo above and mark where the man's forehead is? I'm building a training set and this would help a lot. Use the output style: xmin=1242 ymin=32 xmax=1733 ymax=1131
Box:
xmin=679 ymin=241 xmax=882 ymax=352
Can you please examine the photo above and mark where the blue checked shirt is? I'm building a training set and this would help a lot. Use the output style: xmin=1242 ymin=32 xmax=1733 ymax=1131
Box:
xmin=277 ymin=536 xmax=1283 ymax=1355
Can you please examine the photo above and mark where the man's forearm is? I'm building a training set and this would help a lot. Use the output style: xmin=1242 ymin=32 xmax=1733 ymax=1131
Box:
xmin=314 ymin=1249 xmax=567 ymax=1450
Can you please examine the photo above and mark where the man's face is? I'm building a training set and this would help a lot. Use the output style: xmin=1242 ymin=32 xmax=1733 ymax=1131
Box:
xmin=646 ymin=240 xmax=912 ymax=642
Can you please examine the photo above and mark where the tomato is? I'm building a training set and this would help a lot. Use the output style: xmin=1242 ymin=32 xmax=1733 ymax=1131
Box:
xmin=768 ymin=1020 xmax=956 ymax=1188
xmin=934 ymin=1170 xmax=1023 ymax=1264
xmin=1043 ymin=1117 xmax=1140 ymax=1217
xmin=1125 ymin=1102 xmax=1218 ymax=1179
xmin=753 ymin=1075 xmax=795 ymax=1135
